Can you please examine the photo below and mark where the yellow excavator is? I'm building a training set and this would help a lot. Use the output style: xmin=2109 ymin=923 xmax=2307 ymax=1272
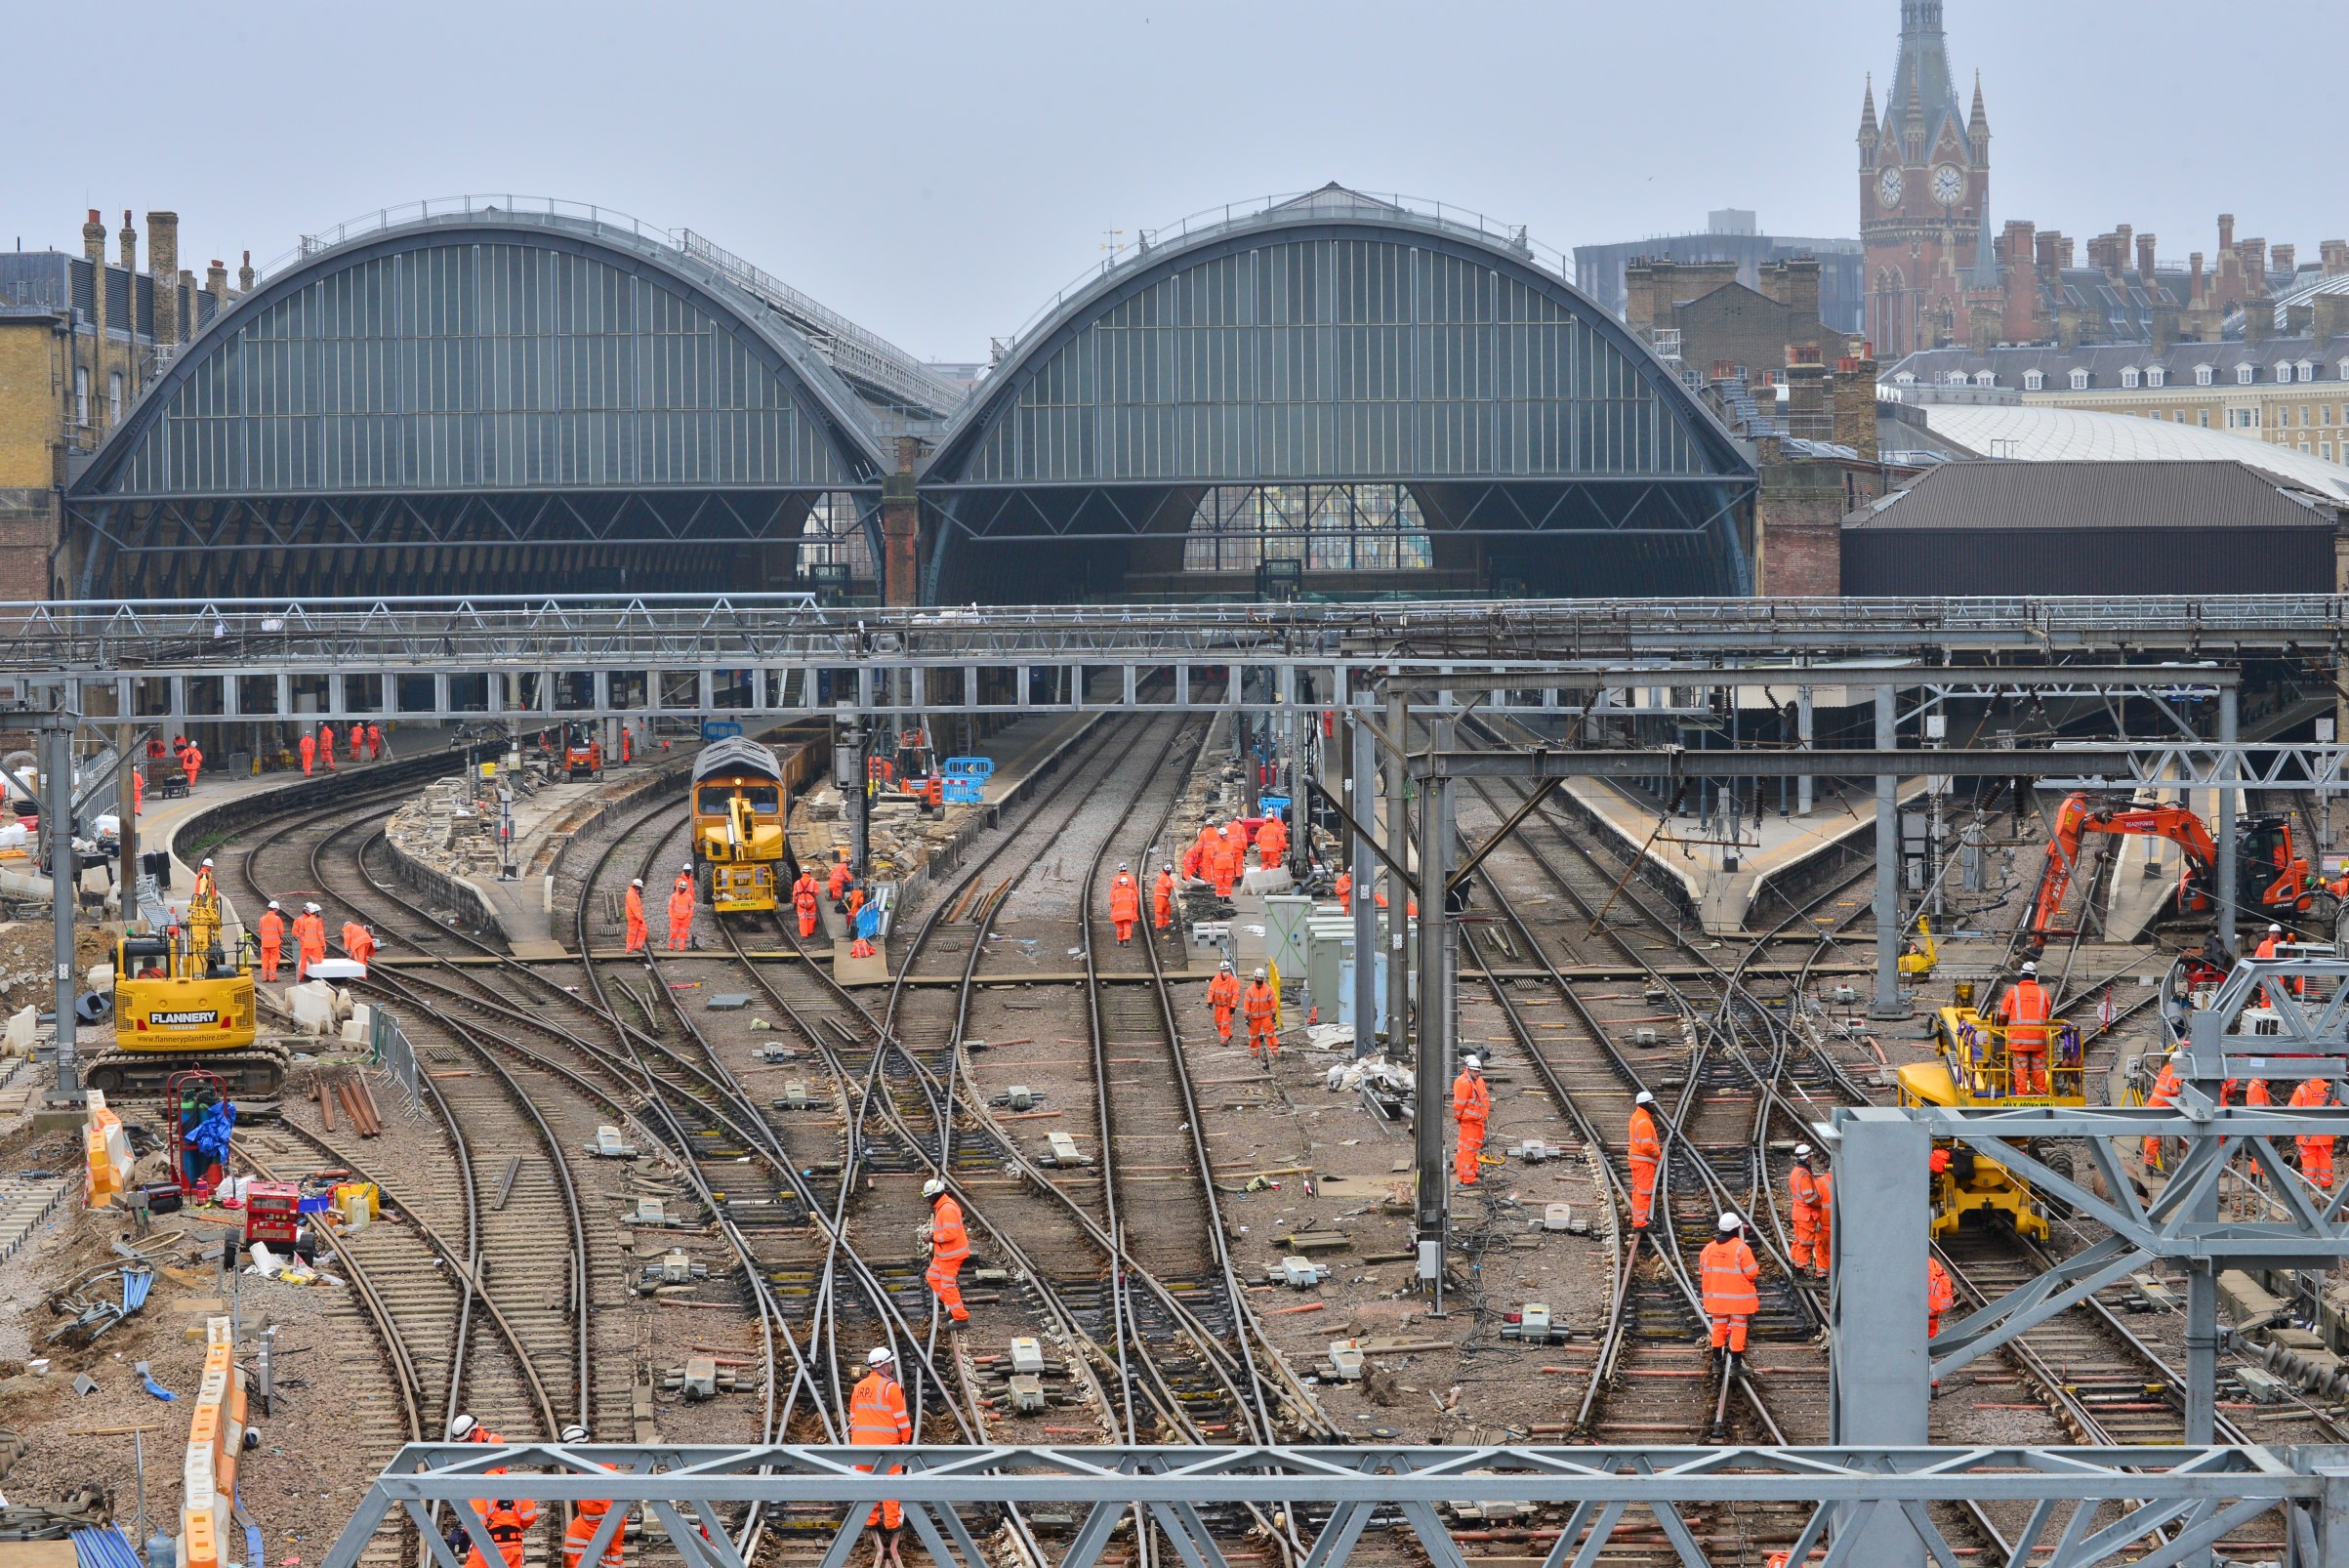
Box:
xmin=87 ymin=875 xmax=287 ymax=1104
xmin=1898 ymin=914 xmax=1939 ymax=979
xmin=701 ymin=791 xmax=788 ymax=913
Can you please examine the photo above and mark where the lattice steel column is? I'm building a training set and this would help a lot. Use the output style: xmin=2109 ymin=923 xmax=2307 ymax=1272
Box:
xmin=1415 ymin=717 xmax=1454 ymax=1295
xmin=1871 ymin=683 xmax=1910 ymax=1018
xmin=1827 ymin=1106 xmax=1928 ymax=1568
xmin=1384 ymin=692 xmax=1409 ymax=1074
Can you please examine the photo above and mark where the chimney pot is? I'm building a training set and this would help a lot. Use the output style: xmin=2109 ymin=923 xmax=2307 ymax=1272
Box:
xmin=2219 ymin=214 xmax=2237 ymax=250
xmin=2274 ymin=243 xmax=2297 ymax=277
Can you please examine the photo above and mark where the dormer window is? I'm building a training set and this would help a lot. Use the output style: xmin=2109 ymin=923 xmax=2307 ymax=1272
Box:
xmin=2297 ymin=360 xmax=2315 ymax=383
xmin=1945 ymin=370 xmax=1968 ymax=387
xmin=2147 ymin=366 xmax=2166 ymax=389
xmin=2121 ymin=367 xmax=2141 ymax=389
xmin=2238 ymin=364 xmax=2256 ymax=385
xmin=2023 ymin=369 xmax=2045 ymax=392
xmin=2196 ymin=364 xmax=2214 ymax=387
xmin=2069 ymin=367 xmax=2090 ymax=391
xmin=2277 ymin=362 xmax=2294 ymax=384
xmin=2338 ymin=359 xmax=2349 ymax=381
xmin=1894 ymin=371 xmax=1916 ymax=386
xmin=1974 ymin=370 xmax=1996 ymax=388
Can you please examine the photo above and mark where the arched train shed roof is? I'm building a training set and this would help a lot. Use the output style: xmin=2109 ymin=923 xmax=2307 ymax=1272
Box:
xmin=72 ymin=207 xmax=890 ymax=502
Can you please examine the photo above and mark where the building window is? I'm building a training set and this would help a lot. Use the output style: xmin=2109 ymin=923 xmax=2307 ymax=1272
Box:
xmin=1184 ymin=484 xmax=1434 ymax=573
xmin=2069 ymin=367 xmax=2090 ymax=390
xmin=1894 ymin=371 xmax=1916 ymax=386
xmin=2147 ymin=366 xmax=2166 ymax=388
xmin=2199 ymin=409 xmax=2211 ymax=427
xmin=2327 ymin=442 xmax=2337 ymax=461
xmin=1973 ymin=370 xmax=1996 ymax=388
xmin=2023 ymin=369 xmax=2045 ymax=391
xmin=107 ymin=371 xmax=122 ymax=424
xmin=2174 ymin=410 xmax=2188 ymax=423
xmin=2122 ymin=367 xmax=2141 ymax=389
xmin=2196 ymin=365 xmax=2214 ymax=387
xmin=73 ymin=366 xmax=88 ymax=426
xmin=2278 ymin=363 xmax=2295 ymax=384
xmin=2298 ymin=360 xmax=2316 ymax=383
xmin=2339 ymin=359 xmax=2349 ymax=381
xmin=2239 ymin=365 xmax=2257 ymax=385
xmin=2298 ymin=404 xmax=2310 ymax=427
xmin=796 ymin=491 xmax=875 ymax=580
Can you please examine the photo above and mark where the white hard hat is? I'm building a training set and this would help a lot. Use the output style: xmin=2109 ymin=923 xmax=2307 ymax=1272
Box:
xmin=201 ymin=858 xmax=213 ymax=867
xmin=559 ymin=1424 xmax=589 ymax=1444
xmin=1793 ymin=1143 xmax=1812 ymax=1159
xmin=448 ymin=1413 xmax=478 ymax=1441
xmin=1717 ymin=1212 xmax=1743 ymax=1232
xmin=631 ymin=878 xmax=642 ymax=887
xmin=1119 ymin=862 xmax=1129 ymax=870
xmin=2272 ymin=924 xmax=2286 ymax=934
xmin=867 ymin=1346 xmax=895 ymax=1368
xmin=1634 ymin=1090 xmax=1654 ymax=1106
xmin=922 ymin=1177 xmax=947 ymax=1199
xmin=682 ymin=865 xmax=693 ymax=875
xmin=306 ymin=902 xmax=320 ymax=913
xmin=1220 ymin=959 xmax=1233 ymax=970
xmin=267 ymin=900 xmax=279 ymax=911
xmin=1164 ymin=864 xmax=1174 ymax=872
xmin=1463 ymin=1055 xmax=1481 ymax=1071
xmin=1254 ymin=968 xmax=1266 ymax=980
xmin=2019 ymin=961 xmax=2037 ymax=974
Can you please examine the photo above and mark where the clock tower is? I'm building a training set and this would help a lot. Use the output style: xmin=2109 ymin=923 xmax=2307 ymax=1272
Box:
xmin=1859 ymin=0 xmax=1991 ymax=357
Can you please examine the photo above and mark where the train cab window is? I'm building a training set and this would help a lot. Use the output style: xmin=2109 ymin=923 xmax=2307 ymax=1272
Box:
xmin=698 ymin=783 xmax=780 ymax=814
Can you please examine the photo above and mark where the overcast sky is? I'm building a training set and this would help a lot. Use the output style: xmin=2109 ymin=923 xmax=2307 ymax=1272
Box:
xmin=11 ymin=0 xmax=2339 ymax=362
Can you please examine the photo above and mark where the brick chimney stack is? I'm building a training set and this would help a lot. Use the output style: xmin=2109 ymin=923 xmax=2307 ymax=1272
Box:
xmin=118 ymin=210 xmax=137 ymax=274
xmin=1832 ymin=348 xmax=1879 ymax=461
xmin=206 ymin=259 xmax=228 ymax=310
xmin=147 ymin=213 xmax=180 ymax=345
xmin=2136 ymin=232 xmax=2158 ymax=284
xmin=237 ymin=250 xmax=254 ymax=293
xmin=2274 ymin=244 xmax=2297 ymax=279
xmin=2219 ymin=214 xmax=2237 ymax=252
xmin=82 ymin=209 xmax=105 ymax=264
xmin=2189 ymin=253 xmax=2205 ymax=307
xmin=2241 ymin=237 xmax=2269 ymax=295
xmin=2324 ymin=240 xmax=2349 ymax=277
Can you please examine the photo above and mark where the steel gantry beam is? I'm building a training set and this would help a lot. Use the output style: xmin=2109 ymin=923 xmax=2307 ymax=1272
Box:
xmin=319 ymin=1441 xmax=2344 ymax=1568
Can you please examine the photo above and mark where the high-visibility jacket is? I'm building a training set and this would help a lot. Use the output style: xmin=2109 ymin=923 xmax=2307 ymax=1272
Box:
xmin=1257 ymin=817 xmax=1289 ymax=859
xmin=258 ymin=909 xmax=284 ymax=959
xmin=1108 ymin=876 xmax=1140 ymax=922
xmin=2258 ymin=933 xmax=2285 ymax=962
xmin=849 ymin=1372 xmax=911 ymax=1446
xmin=795 ymin=885 xmax=819 ymax=917
xmin=1999 ymin=978 xmax=2051 ymax=1051
xmin=793 ymin=873 xmax=819 ymax=905
xmin=1207 ymin=970 xmax=1242 ymax=1012
xmin=2147 ymin=1060 xmax=2182 ymax=1110
xmin=348 ymin=928 xmax=376 ymax=966
xmin=191 ymin=865 xmax=217 ymax=903
xmin=624 ymin=886 xmax=645 ymax=928
xmin=561 ymin=1485 xmax=626 ymax=1568
xmin=1243 ymin=979 xmax=1278 ymax=1025
xmin=341 ymin=920 xmax=363 ymax=955
xmin=929 ymin=1193 xmax=969 ymax=1265
xmin=1332 ymin=872 xmax=1352 ymax=908
xmin=296 ymin=912 xmax=327 ymax=959
xmin=367 ymin=723 xmax=383 ymax=758
xmin=2247 ymin=1079 xmax=2274 ymax=1105
xmin=1927 ymin=1257 xmax=1955 ymax=1314
xmin=182 ymin=745 xmax=201 ymax=780
xmin=829 ymin=861 xmax=849 ymax=899
xmin=669 ymin=887 xmax=694 ymax=924
xmin=300 ymin=734 xmax=316 ymax=770
xmin=1453 ymin=1070 xmax=1490 ymax=1124
xmin=319 ymin=727 xmax=335 ymax=762
xmin=1627 ymin=1105 xmax=1662 ymax=1169
xmin=1153 ymin=870 xmax=1175 ymax=916
xmin=1698 ymin=1236 xmax=1760 ymax=1317
xmin=350 ymin=724 xmax=365 ymax=759
xmin=2292 ymin=1078 xmax=2331 ymax=1113
xmin=1789 ymin=1162 xmax=1821 ymax=1224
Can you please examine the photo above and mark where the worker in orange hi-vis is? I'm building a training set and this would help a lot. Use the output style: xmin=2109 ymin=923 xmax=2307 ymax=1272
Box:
xmin=1242 ymin=967 xmax=1280 ymax=1063
xmin=1787 ymin=1143 xmax=1824 ymax=1275
xmin=1108 ymin=862 xmax=1141 ymax=945
xmin=349 ymin=722 xmax=364 ymax=765
xmin=922 ymin=1176 xmax=970 ymax=1325
xmin=2142 ymin=1051 xmax=2183 ymax=1170
xmin=2292 ymin=1077 xmax=2335 ymax=1189
xmin=299 ymin=730 xmax=315 ymax=776
xmin=674 ymin=863 xmax=694 ymax=899
xmin=1813 ymin=1162 xmax=1835 ymax=1274
xmin=1256 ymin=811 xmax=1289 ymax=867
xmin=620 ymin=879 xmax=647 ymax=953
xmin=1700 ymin=1213 xmax=1761 ymax=1368
xmin=1998 ymin=960 xmax=2052 ymax=1095
xmin=1152 ymin=865 xmax=1176 ymax=931
xmin=1627 ymin=1090 xmax=1662 ymax=1231
xmin=1927 ymin=1254 xmax=1956 ymax=1339
xmin=793 ymin=869 xmax=822 ymax=938
xmin=181 ymin=740 xmax=202 ymax=790
xmin=556 ymin=1424 xmax=625 ymax=1568
xmin=347 ymin=924 xmax=377 ymax=969
xmin=295 ymin=903 xmax=327 ymax=981
xmin=829 ymin=852 xmax=851 ymax=901
xmin=132 ymin=766 xmax=143 ymax=816
xmin=1453 ymin=1054 xmax=1491 ymax=1185
xmin=667 ymin=884 xmax=695 ymax=952
xmin=1225 ymin=818 xmax=1253 ymax=874
xmin=257 ymin=901 xmax=285 ymax=983
xmin=1207 ymin=960 xmax=1242 ymax=1045
xmin=319 ymin=722 xmax=336 ymax=771
xmin=1208 ymin=835 xmax=1238 ymax=899
xmin=849 ymin=1346 xmax=912 ymax=1566
xmin=367 ymin=722 xmax=384 ymax=761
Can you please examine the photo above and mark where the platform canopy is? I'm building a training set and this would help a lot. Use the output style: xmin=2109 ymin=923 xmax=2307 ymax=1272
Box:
xmin=918 ymin=186 xmax=1755 ymax=604
xmin=65 ymin=202 xmax=896 ymax=600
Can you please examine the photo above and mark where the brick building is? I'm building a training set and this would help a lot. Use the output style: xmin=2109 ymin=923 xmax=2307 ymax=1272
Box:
xmin=1857 ymin=0 xmax=1993 ymax=359
xmin=0 ymin=210 xmax=242 ymax=601
xmin=1621 ymin=256 xmax=1863 ymax=398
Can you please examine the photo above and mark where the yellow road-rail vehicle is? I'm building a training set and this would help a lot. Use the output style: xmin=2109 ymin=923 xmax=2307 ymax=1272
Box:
xmin=1895 ymin=982 xmax=2086 ymax=1241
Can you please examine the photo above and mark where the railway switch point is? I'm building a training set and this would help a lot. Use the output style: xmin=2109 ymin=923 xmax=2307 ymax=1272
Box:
xmin=1008 ymin=1337 xmax=1047 ymax=1376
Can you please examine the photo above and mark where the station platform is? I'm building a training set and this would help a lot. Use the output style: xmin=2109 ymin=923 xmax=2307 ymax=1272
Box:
xmin=1561 ymin=775 xmax=1933 ymax=936
xmin=144 ymin=758 xmax=411 ymax=938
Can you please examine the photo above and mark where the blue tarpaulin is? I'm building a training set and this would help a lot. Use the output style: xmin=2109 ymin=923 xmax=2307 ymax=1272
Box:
xmin=186 ymin=1099 xmax=236 ymax=1169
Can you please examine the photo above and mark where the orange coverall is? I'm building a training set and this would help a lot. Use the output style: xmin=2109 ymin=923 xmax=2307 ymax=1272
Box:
xmin=319 ymin=725 xmax=336 ymax=770
xmin=1152 ymin=870 xmax=1175 ymax=930
xmin=1242 ymin=977 xmax=1279 ymax=1060
xmin=560 ymin=1465 xmax=626 ymax=1568
xmin=927 ymin=1191 xmax=970 ymax=1322
xmin=1207 ymin=969 xmax=1241 ymax=1043
xmin=794 ymin=872 xmax=821 ymax=938
xmin=2293 ymin=1078 xmax=2334 ymax=1188
xmin=2142 ymin=1059 xmax=2182 ymax=1169
xmin=1453 ymin=1069 xmax=1490 ymax=1185
xmin=1927 ymin=1255 xmax=1956 ymax=1339
xmin=294 ymin=911 xmax=326 ymax=980
xmin=848 ymin=1371 xmax=911 ymax=1531
xmin=367 ymin=722 xmax=384 ymax=761
xmin=1109 ymin=872 xmax=1140 ymax=944
xmin=624 ymin=886 xmax=647 ymax=953
xmin=1699 ymin=1234 xmax=1760 ymax=1354
xmin=1332 ymin=871 xmax=1352 ymax=909
xmin=181 ymin=744 xmax=202 ymax=789
xmin=1788 ymin=1159 xmax=1822 ymax=1272
xmin=1999 ymin=977 xmax=2051 ymax=1094
xmin=257 ymin=909 xmax=284 ymax=982
xmin=1627 ymin=1103 xmax=1661 ymax=1230
xmin=667 ymin=887 xmax=694 ymax=951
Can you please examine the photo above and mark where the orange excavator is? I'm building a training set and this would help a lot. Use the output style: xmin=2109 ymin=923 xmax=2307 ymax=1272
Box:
xmin=2027 ymin=792 xmax=2324 ymax=948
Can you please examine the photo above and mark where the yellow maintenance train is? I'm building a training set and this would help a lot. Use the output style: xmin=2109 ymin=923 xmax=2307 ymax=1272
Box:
xmin=690 ymin=736 xmax=813 ymax=912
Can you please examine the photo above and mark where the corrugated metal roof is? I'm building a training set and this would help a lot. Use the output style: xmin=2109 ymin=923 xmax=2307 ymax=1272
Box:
xmin=1905 ymin=403 xmax=2349 ymax=500
xmin=1843 ymin=459 xmax=2338 ymax=530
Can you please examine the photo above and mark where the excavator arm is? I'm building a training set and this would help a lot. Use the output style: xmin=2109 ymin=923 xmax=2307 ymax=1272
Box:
xmin=2028 ymin=793 xmax=2219 ymax=944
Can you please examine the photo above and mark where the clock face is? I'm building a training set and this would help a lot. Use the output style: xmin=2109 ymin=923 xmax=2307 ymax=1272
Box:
xmin=1931 ymin=165 xmax=1964 ymax=206
xmin=1877 ymin=167 xmax=1905 ymax=208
